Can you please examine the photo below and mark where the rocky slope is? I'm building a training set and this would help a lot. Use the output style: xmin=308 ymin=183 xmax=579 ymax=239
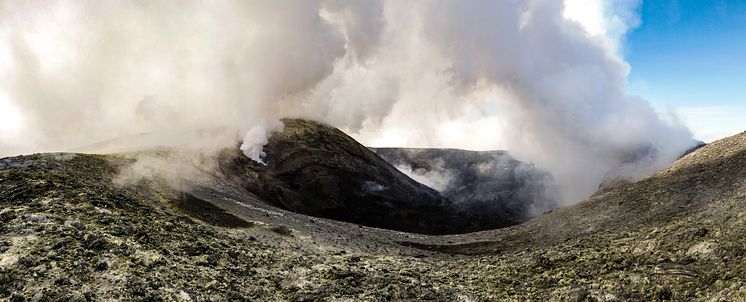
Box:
xmin=217 ymin=119 xmax=515 ymax=234
xmin=218 ymin=119 xmax=455 ymax=234
xmin=371 ymin=147 xmax=559 ymax=226
xmin=1 ymin=123 xmax=745 ymax=301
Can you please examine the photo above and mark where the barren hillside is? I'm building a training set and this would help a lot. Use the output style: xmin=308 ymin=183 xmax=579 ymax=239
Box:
xmin=1 ymin=122 xmax=744 ymax=301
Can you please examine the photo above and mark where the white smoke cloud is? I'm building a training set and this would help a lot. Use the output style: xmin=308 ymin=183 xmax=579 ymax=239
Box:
xmin=0 ymin=0 xmax=693 ymax=203
xmin=563 ymin=0 xmax=641 ymax=51
xmin=394 ymin=162 xmax=454 ymax=193
xmin=0 ymin=0 xmax=351 ymax=154
xmin=240 ymin=121 xmax=284 ymax=164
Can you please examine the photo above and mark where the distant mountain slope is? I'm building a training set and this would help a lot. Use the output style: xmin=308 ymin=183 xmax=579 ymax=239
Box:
xmin=406 ymin=132 xmax=746 ymax=254
xmin=371 ymin=147 xmax=559 ymax=224
xmin=593 ymin=139 xmax=707 ymax=196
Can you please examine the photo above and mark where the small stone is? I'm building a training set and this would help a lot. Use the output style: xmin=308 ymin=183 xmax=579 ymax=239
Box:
xmin=569 ymin=286 xmax=589 ymax=302
xmin=10 ymin=293 xmax=25 ymax=302
xmin=269 ymin=225 xmax=292 ymax=236
xmin=178 ymin=291 xmax=194 ymax=302
xmin=54 ymin=276 xmax=71 ymax=286
xmin=206 ymin=254 xmax=218 ymax=267
xmin=0 ymin=212 xmax=16 ymax=223
xmin=31 ymin=293 xmax=43 ymax=302
xmin=82 ymin=234 xmax=109 ymax=251
xmin=657 ymin=287 xmax=673 ymax=300
xmin=226 ymin=291 xmax=245 ymax=301
xmin=64 ymin=219 xmax=86 ymax=230
xmin=96 ymin=261 xmax=109 ymax=272
xmin=31 ymin=264 xmax=47 ymax=275
xmin=25 ymin=214 xmax=48 ymax=223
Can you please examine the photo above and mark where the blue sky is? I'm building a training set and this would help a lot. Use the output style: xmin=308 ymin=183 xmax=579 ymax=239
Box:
xmin=625 ymin=0 xmax=746 ymax=141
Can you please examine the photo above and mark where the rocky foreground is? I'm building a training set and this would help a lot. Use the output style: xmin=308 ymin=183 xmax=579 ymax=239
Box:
xmin=1 ymin=128 xmax=745 ymax=301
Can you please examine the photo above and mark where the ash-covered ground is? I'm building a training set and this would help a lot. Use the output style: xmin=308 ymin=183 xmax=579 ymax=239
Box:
xmin=1 ymin=121 xmax=745 ymax=301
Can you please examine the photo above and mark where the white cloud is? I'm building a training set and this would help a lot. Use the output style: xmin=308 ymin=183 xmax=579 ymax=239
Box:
xmin=0 ymin=0 xmax=689 ymax=204
xmin=564 ymin=0 xmax=607 ymax=36
xmin=0 ymin=93 xmax=23 ymax=135
xmin=675 ymin=106 xmax=746 ymax=142
xmin=563 ymin=0 xmax=641 ymax=51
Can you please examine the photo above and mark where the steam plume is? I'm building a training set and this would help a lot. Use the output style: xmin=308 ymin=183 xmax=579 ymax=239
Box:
xmin=0 ymin=0 xmax=693 ymax=203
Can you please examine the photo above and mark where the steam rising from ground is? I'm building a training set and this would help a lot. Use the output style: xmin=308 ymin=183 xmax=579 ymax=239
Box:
xmin=375 ymin=148 xmax=561 ymax=218
xmin=395 ymin=162 xmax=455 ymax=193
xmin=0 ymin=1 xmax=693 ymax=203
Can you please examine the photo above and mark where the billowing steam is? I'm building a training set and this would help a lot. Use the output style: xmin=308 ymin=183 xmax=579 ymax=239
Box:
xmin=0 ymin=0 xmax=693 ymax=203
xmin=395 ymin=162 xmax=455 ymax=193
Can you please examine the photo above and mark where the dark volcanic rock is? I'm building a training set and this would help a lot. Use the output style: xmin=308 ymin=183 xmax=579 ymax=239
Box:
xmin=371 ymin=148 xmax=560 ymax=225
xmin=219 ymin=119 xmax=475 ymax=234
xmin=217 ymin=119 xmax=563 ymax=233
